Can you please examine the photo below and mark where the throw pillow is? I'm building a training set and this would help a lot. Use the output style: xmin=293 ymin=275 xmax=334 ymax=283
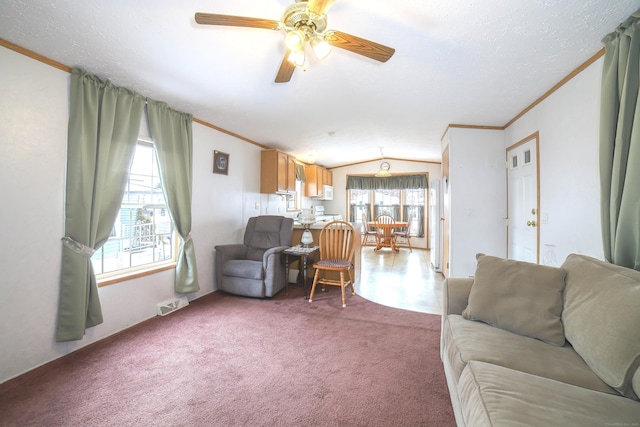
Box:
xmin=462 ymin=253 xmax=567 ymax=346
xmin=562 ymin=253 xmax=640 ymax=400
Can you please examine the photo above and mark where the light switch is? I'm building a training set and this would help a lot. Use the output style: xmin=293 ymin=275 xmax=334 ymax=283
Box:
xmin=542 ymin=213 xmax=549 ymax=224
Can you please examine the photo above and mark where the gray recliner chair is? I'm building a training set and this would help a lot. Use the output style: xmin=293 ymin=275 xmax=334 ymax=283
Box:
xmin=215 ymin=215 xmax=294 ymax=298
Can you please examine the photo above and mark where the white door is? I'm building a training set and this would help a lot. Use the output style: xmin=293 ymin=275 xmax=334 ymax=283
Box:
xmin=507 ymin=135 xmax=539 ymax=263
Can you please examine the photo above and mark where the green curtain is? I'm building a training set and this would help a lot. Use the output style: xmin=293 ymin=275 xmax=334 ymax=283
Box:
xmin=404 ymin=205 xmax=425 ymax=237
xmin=295 ymin=163 xmax=306 ymax=182
xmin=147 ymin=100 xmax=200 ymax=293
xmin=57 ymin=68 xmax=145 ymax=342
xmin=600 ymin=10 xmax=640 ymax=270
xmin=346 ymin=174 xmax=428 ymax=190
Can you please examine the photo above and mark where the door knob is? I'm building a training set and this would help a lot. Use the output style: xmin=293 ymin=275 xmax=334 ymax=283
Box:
xmin=527 ymin=220 xmax=537 ymax=227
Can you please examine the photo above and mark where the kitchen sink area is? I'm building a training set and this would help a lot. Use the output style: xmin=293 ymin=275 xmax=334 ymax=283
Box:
xmin=293 ymin=205 xmax=342 ymax=228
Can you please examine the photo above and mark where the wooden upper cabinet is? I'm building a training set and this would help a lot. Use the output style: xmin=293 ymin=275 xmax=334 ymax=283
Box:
xmin=324 ymin=168 xmax=333 ymax=186
xmin=304 ymin=165 xmax=320 ymax=197
xmin=305 ymin=165 xmax=332 ymax=197
xmin=260 ymin=149 xmax=296 ymax=194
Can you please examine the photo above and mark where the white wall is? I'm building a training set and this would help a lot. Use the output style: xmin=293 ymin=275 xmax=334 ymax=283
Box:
xmin=326 ymin=159 xmax=442 ymax=249
xmin=1 ymin=47 xmax=69 ymax=383
xmin=445 ymin=128 xmax=507 ymax=277
xmin=0 ymin=46 xmax=262 ymax=383
xmin=442 ymin=56 xmax=605 ymax=277
xmin=505 ymin=57 xmax=604 ymax=264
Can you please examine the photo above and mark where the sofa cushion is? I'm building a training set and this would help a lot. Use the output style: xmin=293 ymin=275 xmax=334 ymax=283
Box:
xmin=443 ymin=314 xmax=615 ymax=394
xmin=462 ymin=254 xmax=567 ymax=346
xmin=562 ymin=254 xmax=640 ymax=400
xmin=222 ymin=259 xmax=263 ymax=280
xmin=245 ymin=216 xmax=289 ymax=261
xmin=458 ymin=361 xmax=640 ymax=427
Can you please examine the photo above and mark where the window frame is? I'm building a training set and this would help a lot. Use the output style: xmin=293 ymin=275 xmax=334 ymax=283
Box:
xmin=349 ymin=188 xmax=427 ymax=238
xmin=286 ymin=179 xmax=302 ymax=212
xmin=93 ymin=139 xmax=178 ymax=286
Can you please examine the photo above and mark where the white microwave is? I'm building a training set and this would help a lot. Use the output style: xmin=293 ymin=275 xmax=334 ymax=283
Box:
xmin=313 ymin=185 xmax=333 ymax=200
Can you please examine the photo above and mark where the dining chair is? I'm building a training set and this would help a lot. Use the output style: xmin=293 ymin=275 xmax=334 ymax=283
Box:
xmin=361 ymin=212 xmax=378 ymax=247
xmin=375 ymin=214 xmax=396 ymax=250
xmin=394 ymin=215 xmax=413 ymax=252
xmin=309 ymin=220 xmax=356 ymax=308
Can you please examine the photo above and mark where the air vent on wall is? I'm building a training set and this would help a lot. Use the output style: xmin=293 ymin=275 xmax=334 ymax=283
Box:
xmin=156 ymin=296 xmax=189 ymax=316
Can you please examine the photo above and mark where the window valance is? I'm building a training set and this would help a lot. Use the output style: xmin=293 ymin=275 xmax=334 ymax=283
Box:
xmin=346 ymin=174 xmax=428 ymax=190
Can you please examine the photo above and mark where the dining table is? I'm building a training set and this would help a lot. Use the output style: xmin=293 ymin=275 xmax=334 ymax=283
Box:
xmin=368 ymin=221 xmax=408 ymax=252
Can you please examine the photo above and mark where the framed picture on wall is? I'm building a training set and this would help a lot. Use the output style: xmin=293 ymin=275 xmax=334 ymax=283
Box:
xmin=213 ymin=150 xmax=229 ymax=175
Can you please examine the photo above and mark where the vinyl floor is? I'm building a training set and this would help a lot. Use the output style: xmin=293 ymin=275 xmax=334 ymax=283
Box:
xmin=356 ymin=246 xmax=445 ymax=315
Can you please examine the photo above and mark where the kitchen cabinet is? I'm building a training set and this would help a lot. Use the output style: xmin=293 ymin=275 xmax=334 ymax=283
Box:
xmin=323 ymin=168 xmax=333 ymax=186
xmin=260 ymin=149 xmax=296 ymax=194
xmin=305 ymin=165 xmax=324 ymax=197
xmin=305 ymin=165 xmax=333 ymax=198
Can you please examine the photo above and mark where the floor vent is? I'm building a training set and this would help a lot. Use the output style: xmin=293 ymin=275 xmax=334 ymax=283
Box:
xmin=156 ymin=296 xmax=189 ymax=316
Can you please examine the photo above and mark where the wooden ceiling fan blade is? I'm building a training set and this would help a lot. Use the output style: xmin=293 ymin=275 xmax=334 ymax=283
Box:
xmin=195 ymin=12 xmax=280 ymax=30
xmin=275 ymin=50 xmax=296 ymax=83
xmin=307 ymin=0 xmax=336 ymax=16
xmin=324 ymin=30 xmax=395 ymax=62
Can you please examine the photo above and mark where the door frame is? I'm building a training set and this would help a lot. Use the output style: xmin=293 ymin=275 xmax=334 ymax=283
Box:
xmin=442 ymin=146 xmax=450 ymax=277
xmin=506 ymin=131 xmax=541 ymax=263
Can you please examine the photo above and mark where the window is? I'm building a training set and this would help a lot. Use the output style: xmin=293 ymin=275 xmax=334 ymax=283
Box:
xmin=91 ymin=140 xmax=176 ymax=281
xmin=404 ymin=189 xmax=425 ymax=236
xmin=374 ymin=189 xmax=401 ymax=218
xmin=286 ymin=180 xmax=302 ymax=211
xmin=349 ymin=188 xmax=426 ymax=237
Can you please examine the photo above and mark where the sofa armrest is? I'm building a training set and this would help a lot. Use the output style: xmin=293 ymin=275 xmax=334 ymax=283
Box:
xmin=262 ymin=246 xmax=289 ymax=296
xmin=214 ymin=244 xmax=247 ymax=289
xmin=443 ymin=277 xmax=474 ymax=316
xmin=262 ymin=245 xmax=289 ymax=264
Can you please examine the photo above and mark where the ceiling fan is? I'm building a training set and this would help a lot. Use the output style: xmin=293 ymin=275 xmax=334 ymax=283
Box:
xmin=194 ymin=0 xmax=395 ymax=83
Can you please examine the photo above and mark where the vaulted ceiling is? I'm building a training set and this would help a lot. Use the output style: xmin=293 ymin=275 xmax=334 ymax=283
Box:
xmin=2 ymin=0 xmax=639 ymax=167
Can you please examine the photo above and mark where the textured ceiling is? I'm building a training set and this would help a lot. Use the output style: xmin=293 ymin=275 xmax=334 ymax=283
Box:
xmin=1 ymin=0 xmax=639 ymax=167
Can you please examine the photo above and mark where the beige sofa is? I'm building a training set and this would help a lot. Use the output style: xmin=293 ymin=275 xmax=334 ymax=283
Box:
xmin=441 ymin=253 xmax=640 ymax=426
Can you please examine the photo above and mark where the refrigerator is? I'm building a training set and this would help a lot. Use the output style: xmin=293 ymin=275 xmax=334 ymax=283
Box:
xmin=429 ymin=179 xmax=443 ymax=272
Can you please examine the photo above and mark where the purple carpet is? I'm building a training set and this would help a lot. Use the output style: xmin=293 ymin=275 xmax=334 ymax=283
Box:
xmin=0 ymin=286 xmax=455 ymax=426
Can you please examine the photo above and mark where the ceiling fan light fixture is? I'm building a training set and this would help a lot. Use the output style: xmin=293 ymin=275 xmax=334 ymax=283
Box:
xmin=311 ymin=36 xmax=331 ymax=60
xmin=195 ymin=0 xmax=395 ymax=83
xmin=285 ymin=29 xmax=306 ymax=51
xmin=290 ymin=49 xmax=306 ymax=67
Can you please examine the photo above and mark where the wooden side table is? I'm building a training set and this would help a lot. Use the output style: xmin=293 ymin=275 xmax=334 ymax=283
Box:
xmin=283 ymin=245 xmax=319 ymax=299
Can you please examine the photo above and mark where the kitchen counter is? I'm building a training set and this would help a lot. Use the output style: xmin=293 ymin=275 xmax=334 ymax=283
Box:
xmin=293 ymin=214 xmax=343 ymax=229
xmin=293 ymin=223 xmax=328 ymax=230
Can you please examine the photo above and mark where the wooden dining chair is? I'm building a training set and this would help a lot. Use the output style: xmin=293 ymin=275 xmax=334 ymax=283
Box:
xmin=375 ymin=214 xmax=396 ymax=250
xmin=394 ymin=216 xmax=414 ymax=252
xmin=309 ymin=220 xmax=356 ymax=308
xmin=361 ymin=212 xmax=378 ymax=247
